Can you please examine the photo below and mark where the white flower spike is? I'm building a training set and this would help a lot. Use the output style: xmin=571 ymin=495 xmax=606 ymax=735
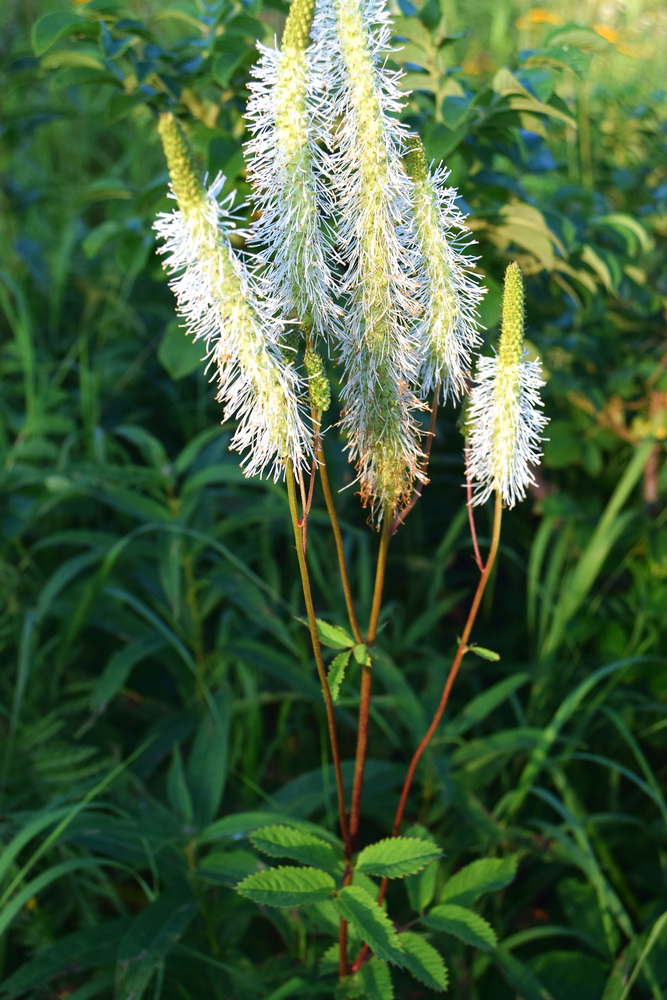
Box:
xmin=245 ymin=0 xmax=338 ymax=339
xmin=466 ymin=262 xmax=549 ymax=508
xmin=154 ymin=113 xmax=312 ymax=480
xmin=405 ymin=137 xmax=485 ymax=404
xmin=313 ymin=0 xmax=426 ymax=514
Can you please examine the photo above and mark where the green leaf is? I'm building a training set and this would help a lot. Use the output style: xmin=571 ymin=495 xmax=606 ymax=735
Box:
xmin=90 ymin=634 xmax=165 ymax=711
xmin=196 ymin=849 xmax=258 ymax=887
xmin=356 ymin=837 xmax=442 ymax=879
xmin=352 ymin=643 xmax=370 ymax=665
xmin=332 ymin=885 xmax=405 ymax=965
xmin=468 ymin=645 xmax=501 ymax=662
xmin=545 ymin=24 xmax=612 ymax=52
xmin=315 ymin=618 xmax=354 ymax=649
xmin=235 ymin=866 xmax=335 ymax=907
xmin=328 ymin=650 xmax=351 ymax=703
xmin=359 ymin=957 xmax=394 ymax=998
xmin=158 ymin=321 xmax=203 ymax=380
xmin=31 ymin=11 xmax=89 ymax=55
xmin=186 ymin=686 xmax=231 ymax=829
xmin=441 ymin=857 xmax=518 ymax=906
xmin=198 ymin=811 xmax=341 ymax=847
xmin=250 ymin=826 xmax=339 ymax=874
xmin=493 ymin=946 xmax=555 ymax=1000
xmin=166 ymin=743 xmax=194 ymax=827
xmin=404 ymin=824 xmax=438 ymax=913
xmin=399 ymin=932 xmax=448 ymax=991
xmin=423 ymin=904 xmax=497 ymax=949
xmin=117 ymin=891 xmax=197 ymax=1000
xmin=0 ymin=858 xmax=109 ymax=939
xmin=0 ymin=922 xmax=125 ymax=1000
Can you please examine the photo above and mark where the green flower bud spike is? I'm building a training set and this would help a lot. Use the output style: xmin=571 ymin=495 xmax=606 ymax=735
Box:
xmin=157 ymin=114 xmax=205 ymax=216
xmin=282 ymin=0 xmax=315 ymax=50
xmin=498 ymin=261 xmax=525 ymax=369
xmin=304 ymin=350 xmax=331 ymax=414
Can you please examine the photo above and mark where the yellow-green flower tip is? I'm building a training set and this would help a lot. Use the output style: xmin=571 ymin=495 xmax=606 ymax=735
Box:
xmin=282 ymin=0 xmax=315 ymax=51
xmin=404 ymin=135 xmax=429 ymax=183
xmin=304 ymin=350 xmax=331 ymax=413
xmin=498 ymin=262 xmax=525 ymax=369
xmin=157 ymin=113 xmax=205 ymax=214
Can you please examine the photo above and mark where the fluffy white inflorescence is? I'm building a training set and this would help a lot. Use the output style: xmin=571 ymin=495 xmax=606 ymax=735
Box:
xmin=312 ymin=0 xmax=426 ymax=513
xmin=245 ymin=0 xmax=339 ymax=339
xmin=154 ymin=114 xmax=312 ymax=480
xmin=466 ymin=262 xmax=549 ymax=508
xmin=405 ymin=139 xmax=485 ymax=404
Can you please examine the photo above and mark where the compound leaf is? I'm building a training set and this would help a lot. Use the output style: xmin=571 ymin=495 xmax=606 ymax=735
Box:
xmin=423 ymin=904 xmax=497 ymax=950
xmin=250 ymin=825 xmax=339 ymax=874
xmin=441 ymin=856 xmax=518 ymax=906
xmin=235 ymin=866 xmax=335 ymax=907
xmin=332 ymin=885 xmax=405 ymax=965
xmin=399 ymin=931 xmax=449 ymax=991
xmin=356 ymin=837 xmax=442 ymax=879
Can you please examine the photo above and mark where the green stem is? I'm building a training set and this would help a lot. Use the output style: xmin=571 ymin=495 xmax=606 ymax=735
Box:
xmin=349 ymin=507 xmax=393 ymax=848
xmin=315 ymin=428 xmax=364 ymax=645
xmin=285 ymin=459 xmax=350 ymax=857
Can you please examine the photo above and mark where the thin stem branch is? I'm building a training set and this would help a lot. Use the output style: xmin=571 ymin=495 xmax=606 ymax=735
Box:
xmin=391 ymin=389 xmax=439 ymax=536
xmin=348 ymin=507 xmax=393 ymax=848
xmin=352 ymin=491 xmax=503 ymax=964
xmin=465 ymin=448 xmax=484 ymax=571
xmin=392 ymin=490 xmax=502 ymax=835
xmin=314 ymin=427 xmax=364 ymax=645
xmin=285 ymin=459 xmax=350 ymax=858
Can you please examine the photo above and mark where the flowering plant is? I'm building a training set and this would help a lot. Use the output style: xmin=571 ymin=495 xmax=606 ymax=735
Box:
xmin=155 ymin=0 xmax=548 ymax=991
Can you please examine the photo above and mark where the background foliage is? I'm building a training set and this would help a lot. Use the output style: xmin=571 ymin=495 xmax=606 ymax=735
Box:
xmin=1 ymin=0 xmax=666 ymax=996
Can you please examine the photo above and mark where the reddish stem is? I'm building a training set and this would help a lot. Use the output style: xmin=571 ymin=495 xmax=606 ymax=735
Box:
xmin=353 ymin=490 xmax=503 ymax=968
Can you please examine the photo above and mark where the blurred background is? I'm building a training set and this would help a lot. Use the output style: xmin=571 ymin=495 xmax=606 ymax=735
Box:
xmin=1 ymin=0 xmax=666 ymax=997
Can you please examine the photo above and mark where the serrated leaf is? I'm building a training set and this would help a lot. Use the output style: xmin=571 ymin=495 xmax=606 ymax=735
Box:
xmin=359 ymin=957 xmax=394 ymax=998
xmin=250 ymin=825 xmax=339 ymax=874
xmin=319 ymin=941 xmax=340 ymax=973
xmin=315 ymin=618 xmax=355 ymax=649
xmin=328 ymin=650 xmax=351 ymax=703
xmin=356 ymin=837 xmax=442 ymax=879
xmin=332 ymin=885 xmax=405 ymax=965
xmin=399 ymin=932 xmax=449 ymax=991
xmin=236 ymin=866 xmax=335 ymax=907
xmin=423 ymin=904 xmax=497 ymax=949
xmin=441 ymin=856 xmax=518 ymax=906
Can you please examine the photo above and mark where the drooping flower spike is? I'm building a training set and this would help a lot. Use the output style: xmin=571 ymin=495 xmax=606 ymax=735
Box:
xmin=245 ymin=0 xmax=339 ymax=340
xmin=312 ymin=0 xmax=426 ymax=515
xmin=405 ymin=137 xmax=485 ymax=404
xmin=154 ymin=113 xmax=312 ymax=480
xmin=466 ymin=262 xmax=549 ymax=508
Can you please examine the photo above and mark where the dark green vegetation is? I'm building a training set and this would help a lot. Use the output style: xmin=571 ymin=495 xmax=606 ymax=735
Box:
xmin=1 ymin=0 xmax=667 ymax=997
